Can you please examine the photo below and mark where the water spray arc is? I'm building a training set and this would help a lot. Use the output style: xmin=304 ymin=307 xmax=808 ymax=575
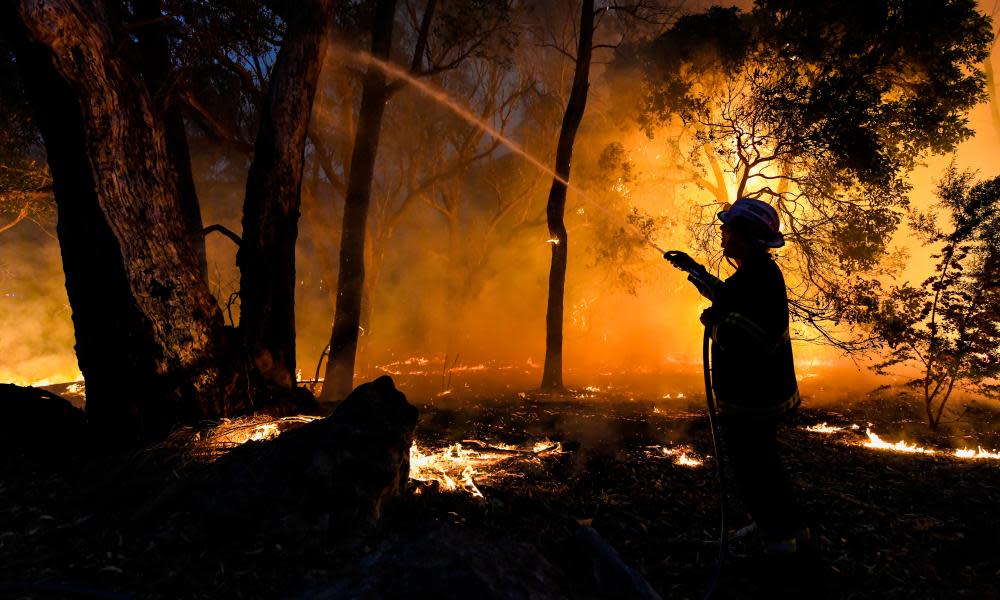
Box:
xmin=344 ymin=48 xmax=668 ymax=256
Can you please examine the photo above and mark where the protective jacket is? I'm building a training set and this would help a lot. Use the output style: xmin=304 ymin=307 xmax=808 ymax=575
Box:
xmin=697 ymin=253 xmax=799 ymax=418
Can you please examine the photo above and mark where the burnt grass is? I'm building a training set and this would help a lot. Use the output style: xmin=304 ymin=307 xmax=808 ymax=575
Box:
xmin=2 ymin=390 xmax=1000 ymax=599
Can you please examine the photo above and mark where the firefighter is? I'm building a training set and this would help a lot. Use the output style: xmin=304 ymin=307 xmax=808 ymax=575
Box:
xmin=666 ymin=197 xmax=807 ymax=561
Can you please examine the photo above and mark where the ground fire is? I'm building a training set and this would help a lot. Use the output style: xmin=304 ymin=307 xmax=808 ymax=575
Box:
xmin=3 ymin=1 xmax=1000 ymax=599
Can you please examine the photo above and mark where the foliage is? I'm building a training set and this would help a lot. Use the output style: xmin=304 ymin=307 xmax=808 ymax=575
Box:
xmin=0 ymin=44 xmax=52 ymax=234
xmin=870 ymin=166 xmax=1000 ymax=428
xmin=632 ymin=0 xmax=994 ymax=347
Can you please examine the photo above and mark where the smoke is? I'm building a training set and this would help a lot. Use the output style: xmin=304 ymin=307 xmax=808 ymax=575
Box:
xmin=3 ymin=2 xmax=998 ymax=412
xmin=0 ymin=222 xmax=78 ymax=386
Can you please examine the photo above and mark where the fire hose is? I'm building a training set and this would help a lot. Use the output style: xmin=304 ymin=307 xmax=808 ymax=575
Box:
xmin=663 ymin=251 xmax=728 ymax=600
xmin=701 ymin=324 xmax=727 ymax=600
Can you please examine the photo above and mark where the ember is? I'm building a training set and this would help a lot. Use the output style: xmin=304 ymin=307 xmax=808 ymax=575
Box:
xmin=647 ymin=445 xmax=705 ymax=468
xmin=805 ymin=422 xmax=844 ymax=434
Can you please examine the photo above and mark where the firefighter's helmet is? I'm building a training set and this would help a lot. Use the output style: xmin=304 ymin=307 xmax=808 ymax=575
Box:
xmin=718 ymin=198 xmax=784 ymax=248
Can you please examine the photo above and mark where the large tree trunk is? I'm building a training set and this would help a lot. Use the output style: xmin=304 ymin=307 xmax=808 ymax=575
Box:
xmin=238 ymin=0 xmax=336 ymax=392
xmin=5 ymin=0 xmax=229 ymax=443
xmin=132 ymin=0 xmax=207 ymax=278
xmin=320 ymin=0 xmax=398 ymax=403
xmin=540 ymin=0 xmax=594 ymax=391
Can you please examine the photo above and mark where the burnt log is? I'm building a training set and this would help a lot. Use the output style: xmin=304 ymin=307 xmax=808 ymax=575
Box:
xmin=149 ymin=376 xmax=417 ymax=539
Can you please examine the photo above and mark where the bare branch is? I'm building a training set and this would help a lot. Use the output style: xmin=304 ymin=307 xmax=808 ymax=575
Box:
xmin=202 ymin=224 xmax=243 ymax=246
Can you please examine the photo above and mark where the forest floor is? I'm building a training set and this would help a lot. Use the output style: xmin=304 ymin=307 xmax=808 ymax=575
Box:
xmin=2 ymin=383 xmax=999 ymax=599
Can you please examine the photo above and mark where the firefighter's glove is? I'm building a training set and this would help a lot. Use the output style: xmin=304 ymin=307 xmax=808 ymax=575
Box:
xmin=663 ymin=251 xmax=705 ymax=275
xmin=700 ymin=306 xmax=724 ymax=327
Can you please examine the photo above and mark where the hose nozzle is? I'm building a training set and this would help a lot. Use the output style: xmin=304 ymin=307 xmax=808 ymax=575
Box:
xmin=663 ymin=250 xmax=720 ymax=302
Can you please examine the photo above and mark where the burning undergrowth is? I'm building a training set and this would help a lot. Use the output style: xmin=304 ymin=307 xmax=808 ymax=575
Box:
xmin=802 ymin=422 xmax=1000 ymax=462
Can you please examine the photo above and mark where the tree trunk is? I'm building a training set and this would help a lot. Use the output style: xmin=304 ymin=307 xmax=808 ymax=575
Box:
xmin=354 ymin=240 xmax=385 ymax=381
xmin=985 ymin=55 xmax=1000 ymax=145
xmin=132 ymin=0 xmax=207 ymax=278
xmin=5 ymin=0 xmax=229 ymax=443
xmin=444 ymin=207 xmax=465 ymax=360
xmin=540 ymin=0 xmax=594 ymax=391
xmin=320 ymin=0 xmax=398 ymax=403
xmin=238 ymin=0 xmax=336 ymax=391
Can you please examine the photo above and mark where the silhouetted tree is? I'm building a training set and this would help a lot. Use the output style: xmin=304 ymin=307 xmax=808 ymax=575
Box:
xmin=3 ymin=0 xmax=335 ymax=442
xmin=537 ymin=0 xmax=681 ymax=390
xmin=635 ymin=0 xmax=994 ymax=347
xmin=867 ymin=166 xmax=1000 ymax=429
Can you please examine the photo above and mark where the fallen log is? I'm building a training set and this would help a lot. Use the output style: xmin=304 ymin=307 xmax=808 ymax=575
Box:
xmin=145 ymin=375 xmax=417 ymax=539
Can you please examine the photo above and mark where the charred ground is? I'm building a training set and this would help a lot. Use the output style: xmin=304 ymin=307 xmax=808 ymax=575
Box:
xmin=2 ymin=386 xmax=999 ymax=600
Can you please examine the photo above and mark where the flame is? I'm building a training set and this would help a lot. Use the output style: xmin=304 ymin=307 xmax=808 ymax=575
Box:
xmin=409 ymin=439 xmax=563 ymax=497
xmin=676 ymin=452 xmax=703 ymax=467
xmin=953 ymin=447 xmax=1000 ymax=460
xmin=863 ymin=429 xmax=936 ymax=455
xmin=805 ymin=422 xmax=843 ymax=434
xmin=159 ymin=414 xmax=321 ymax=460
xmin=649 ymin=445 xmax=704 ymax=468
xmin=546 ymin=238 xmax=560 ymax=245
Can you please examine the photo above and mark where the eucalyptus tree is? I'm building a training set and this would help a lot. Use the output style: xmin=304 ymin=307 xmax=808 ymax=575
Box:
xmin=635 ymin=0 xmax=993 ymax=346
xmin=2 ymin=0 xmax=336 ymax=442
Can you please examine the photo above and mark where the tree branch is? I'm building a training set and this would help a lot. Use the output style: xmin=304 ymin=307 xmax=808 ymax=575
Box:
xmin=202 ymin=224 xmax=243 ymax=246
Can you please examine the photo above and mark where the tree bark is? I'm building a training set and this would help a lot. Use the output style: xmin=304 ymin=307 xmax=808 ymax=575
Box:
xmin=132 ymin=0 xmax=207 ymax=278
xmin=5 ymin=0 xmax=229 ymax=443
xmin=320 ymin=0 xmax=398 ymax=403
xmin=238 ymin=0 xmax=336 ymax=391
xmin=540 ymin=0 xmax=594 ymax=391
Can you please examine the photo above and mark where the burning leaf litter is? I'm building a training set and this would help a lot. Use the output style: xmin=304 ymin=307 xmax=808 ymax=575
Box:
xmin=801 ymin=422 xmax=1000 ymax=462
xmin=410 ymin=439 xmax=565 ymax=498
xmin=645 ymin=445 xmax=705 ymax=468
xmin=805 ymin=422 xmax=844 ymax=434
xmin=160 ymin=414 xmax=322 ymax=460
xmin=863 ymin=429 xmax=937 ymax=455
xmin=953 ymin=447 xmax=1000 ymax=459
